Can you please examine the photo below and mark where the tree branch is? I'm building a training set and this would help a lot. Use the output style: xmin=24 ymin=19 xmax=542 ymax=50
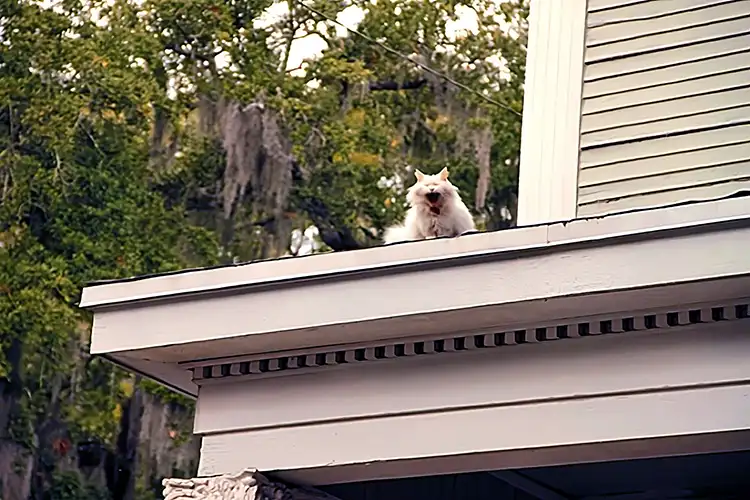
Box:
xmin=280 ymin=0 xmax=297 ymax=73
xmin=290 ymin=161 xmax=371 ymax=251
xmin=295 ymin=195 xmax=366 ymax=251
xmin=368 ymin=78 xmax=427 ymax=91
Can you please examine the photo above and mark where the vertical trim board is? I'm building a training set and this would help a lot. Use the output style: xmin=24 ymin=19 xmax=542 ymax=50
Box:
xmin=517 ymin=0 xmax=587 ymax=225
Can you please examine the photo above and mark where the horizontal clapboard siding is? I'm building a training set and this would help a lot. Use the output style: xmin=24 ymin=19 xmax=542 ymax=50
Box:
xmin=578 ymin=0 xmax=750 ymax=217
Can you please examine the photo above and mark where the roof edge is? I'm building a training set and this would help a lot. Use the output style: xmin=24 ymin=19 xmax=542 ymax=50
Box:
xmin=79 ymin=196 xmax=750 ymax=310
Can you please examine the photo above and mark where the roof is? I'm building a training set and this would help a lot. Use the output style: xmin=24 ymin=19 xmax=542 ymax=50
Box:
xmin=79 ymin=193 xmax=750 ymax=309
xmin=78 ymin=195 xmax=750 ymax=397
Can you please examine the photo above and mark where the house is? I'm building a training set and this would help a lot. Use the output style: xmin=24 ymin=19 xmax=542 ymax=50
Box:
xmin=79 ymin=0 xmax=750 ymax=498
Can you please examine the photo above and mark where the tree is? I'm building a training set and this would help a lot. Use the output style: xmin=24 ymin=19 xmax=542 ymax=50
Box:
xmin=1 ymin=1 xmax=218 ymax=497
xmin=143 ymin=0 xmax=528 ymax=258
xmin=0 ymin=0 xmax=527 ymax=497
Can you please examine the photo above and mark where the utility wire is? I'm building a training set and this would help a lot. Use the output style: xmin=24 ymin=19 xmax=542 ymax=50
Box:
xmin=294 ymin=1 xmax=523 ymax=117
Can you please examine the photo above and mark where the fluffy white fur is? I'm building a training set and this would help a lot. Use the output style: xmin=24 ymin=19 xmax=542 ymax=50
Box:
xmin=384 ymin=167 xmax=476 ymax=244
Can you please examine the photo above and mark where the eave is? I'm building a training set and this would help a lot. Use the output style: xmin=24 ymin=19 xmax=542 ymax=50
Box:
xmin=79 ymin=196 xmax=750 ymax=397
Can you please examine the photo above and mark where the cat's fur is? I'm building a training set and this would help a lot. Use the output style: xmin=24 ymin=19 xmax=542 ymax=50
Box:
xmin=384 ymin=167 xmax=475 ymax=244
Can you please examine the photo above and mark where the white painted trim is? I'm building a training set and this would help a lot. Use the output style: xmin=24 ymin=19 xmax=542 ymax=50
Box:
xmin=199 ymin=383 xmax=750 ymax=479
xmin=79 ymin=196 xmax=750 ymax=308
xmin=280 ymin=431 xmax=750 ymax=485
xmin=193 ymin=322 xmax=750 ymax=434
xmin=517 ymin=0 xmax=587 ymax=226
xmin=86 ymin=223 xmax=750 ymax=362
xmin=81 ymin=197 xmax=750 ymax=394
xmin=194 ymin=321 xmax=750 ymax=482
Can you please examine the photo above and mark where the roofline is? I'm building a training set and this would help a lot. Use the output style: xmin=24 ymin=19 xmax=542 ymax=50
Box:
xmin=81 ymin=195 xmax=748 ymax=290
xmin=79 ymin=196 xmax=750 ymax=310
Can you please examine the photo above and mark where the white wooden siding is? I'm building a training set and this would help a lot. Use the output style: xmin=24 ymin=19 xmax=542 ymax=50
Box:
xmin=579 ymin=0 xmax=750 ymax=216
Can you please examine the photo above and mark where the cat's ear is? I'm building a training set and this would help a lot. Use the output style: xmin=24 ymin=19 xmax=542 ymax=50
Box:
xmin=414 ymin=169 xmax=425 ymax=182
xmin=438 ymin=167 xmax=449 ymax=181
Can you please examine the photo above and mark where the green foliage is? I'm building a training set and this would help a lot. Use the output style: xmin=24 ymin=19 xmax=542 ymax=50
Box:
xmin=64 ymin=361 xmax=130 ymax=445
xmin=1 ymin=0 xmax=527 ymax=497
xmin=140 ymin=379 xmax=194 ymax=409
xmin=45 ymin=470 xmax=109 ymax=500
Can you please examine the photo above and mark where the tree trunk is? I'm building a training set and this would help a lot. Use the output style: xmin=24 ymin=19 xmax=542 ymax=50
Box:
xmin=108 ymin=380 xmax=144 ymax=500
xmin=0 ymin=337 xmax=33 ymax=500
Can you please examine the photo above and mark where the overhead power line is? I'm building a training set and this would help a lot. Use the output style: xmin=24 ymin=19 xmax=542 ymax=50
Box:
xmin=294 ymin=1 xmax=523 ymax=117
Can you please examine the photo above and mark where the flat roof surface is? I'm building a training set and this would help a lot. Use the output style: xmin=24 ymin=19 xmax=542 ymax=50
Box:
xmin=79 ymin=195 xmax=750 ymax=309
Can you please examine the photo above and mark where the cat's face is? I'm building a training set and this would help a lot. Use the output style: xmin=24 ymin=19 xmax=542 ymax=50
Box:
xmin=406 ymin=167 xmax=458 ymax=214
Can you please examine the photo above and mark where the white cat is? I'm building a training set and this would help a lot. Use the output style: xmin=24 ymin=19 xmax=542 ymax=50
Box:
xmin=384 ymin=167 xmax=476 ymax=244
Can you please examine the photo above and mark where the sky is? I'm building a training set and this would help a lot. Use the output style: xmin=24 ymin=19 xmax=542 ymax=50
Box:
xmin=34 ymin=0 xmax=506 ymax=83
xmin=250 ymin=2 xmax=489 ymax=76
